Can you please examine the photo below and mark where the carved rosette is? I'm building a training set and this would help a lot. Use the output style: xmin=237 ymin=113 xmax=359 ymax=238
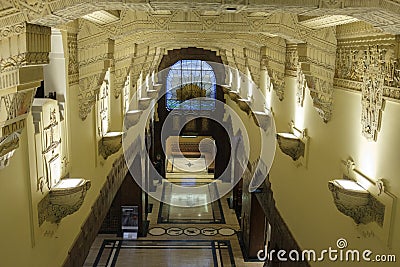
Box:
xmin=361 ymin=47 xmax=385 ymax=141
xmin=305 ymin=76 xmax=333 ymax=123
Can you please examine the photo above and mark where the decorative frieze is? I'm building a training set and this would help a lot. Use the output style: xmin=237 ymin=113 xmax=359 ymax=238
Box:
xmin=335 ymin=38 xmax=400 ymax=102
xmin=0 ymin=23 xmax=51 ymax=73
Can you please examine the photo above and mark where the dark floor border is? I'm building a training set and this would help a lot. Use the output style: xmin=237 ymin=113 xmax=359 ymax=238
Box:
xmin=93 ymin=239 xmax=236 ymax=267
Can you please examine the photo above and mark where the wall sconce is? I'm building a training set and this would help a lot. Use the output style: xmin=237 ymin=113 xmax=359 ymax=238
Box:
xmin=251 ymin=110 xmax=272 ymax=132
xmin=146 ymin=89 xmax=158 ymax=99
xmin=328 ymin=159 xmax=396 ymax=248
xmin=139 ymin=97 xmax=152 ymax=110
xmin=38 ymin=178 xmax=91 ymax=225
xmin=99 ymin=131 xmax=123 ymax=160
xmin=124 ymin=110 xmax=143 ymax=128
xmin=276 ymin=121 xmax=308 ymax=166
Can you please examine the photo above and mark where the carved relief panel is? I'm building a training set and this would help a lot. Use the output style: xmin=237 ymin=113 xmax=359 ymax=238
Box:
xmin=361 ymin=47 xmax=385 ymax=141
xmin=32 ymin=99 xmax=63 ymax=193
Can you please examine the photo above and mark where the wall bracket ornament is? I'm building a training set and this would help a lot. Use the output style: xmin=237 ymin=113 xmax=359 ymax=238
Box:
xmin=304 ymin=75 xmax=333 ymax=123
xmin=38 ymin=178 xmax=91 ymax=225
xmin=98 ymin=132 xmax=123 ymax=160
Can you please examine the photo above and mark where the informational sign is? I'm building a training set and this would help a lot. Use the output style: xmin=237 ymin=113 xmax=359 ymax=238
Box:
xmin=121 ymin=206 xmax=138 ymax=239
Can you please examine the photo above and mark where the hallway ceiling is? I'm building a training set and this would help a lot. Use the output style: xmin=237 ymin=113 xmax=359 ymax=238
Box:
xmin=1 ymin=0 xmax=400 ymax=35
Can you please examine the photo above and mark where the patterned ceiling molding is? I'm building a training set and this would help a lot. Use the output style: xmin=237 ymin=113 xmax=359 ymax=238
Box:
xmin=0 ymin=23 xmax=51 ymax=73
xmin=1 ymin=1 xmax=400 ymax=38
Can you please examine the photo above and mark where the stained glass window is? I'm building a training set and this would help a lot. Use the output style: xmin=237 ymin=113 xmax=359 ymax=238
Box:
xmin=166 ymin=60 xmax=216 ymax=111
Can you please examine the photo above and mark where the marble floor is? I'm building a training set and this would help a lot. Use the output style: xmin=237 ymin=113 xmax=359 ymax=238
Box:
xmin=84 ymin=176 xmax=264 ymax=267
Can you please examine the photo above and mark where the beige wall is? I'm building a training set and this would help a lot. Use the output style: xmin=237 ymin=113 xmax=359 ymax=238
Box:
xmin=270 ymin=76 xmax=400 ymax=266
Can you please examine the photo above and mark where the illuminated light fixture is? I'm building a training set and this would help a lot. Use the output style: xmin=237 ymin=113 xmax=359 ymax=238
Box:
xmin=153 ymin=83 xmax=162 ymax=91
xmin=138 ymin=97 xmax=152 ymax=110
xmin=251 ymin=110 xmax=272 ymax=132
xmin=38 ymin=178 xmax=91 ymax=225
xmin=146 ymin=89 xmax=158 ymax=98
xmin=328 ymin=159 xmax=396 ymax=247
xmin=82 ymin=10 xmax=120 ymax=25
xmin=276 ymin=121 xmax=308 ymax=166
xmin=181 ymin=135 xmax=197 ymax=138
xmin=328 ymin=178 xmax=382 ymax=225
xmin=99 ymin=131 xmax=123 ymax=159
xmin=125 ymin=110 xmax=143 ymax=128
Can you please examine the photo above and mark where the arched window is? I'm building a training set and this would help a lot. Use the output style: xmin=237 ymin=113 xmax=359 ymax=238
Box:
xmin=166 ymin=60 xmax=216 ymax=111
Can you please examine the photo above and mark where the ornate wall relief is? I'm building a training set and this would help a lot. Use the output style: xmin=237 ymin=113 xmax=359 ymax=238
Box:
xmin=67 ymin=32 xmax=79 ymax=85
xmin=304 ymin=76 xmax=334 ymax=123
xmin=32 ymin=99 xmax=63 ymax=193
xmin=296 ymin=67 xmax=306 ymax=107
xmin=334 ymin=36 xmax=400 ymax=102
xmin=0 ymin=88 xmax=36 ymax=169
xmin=260 ymin=43 xmax=286 ymax=101
xmin=361 ymin=47 xmax=385 ymax=141
xmin=78 ymin=73 xmax=103 ymax=120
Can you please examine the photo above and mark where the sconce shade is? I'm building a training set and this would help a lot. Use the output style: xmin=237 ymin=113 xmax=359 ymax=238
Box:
xmin=125 ymin=110 xmax=143 ymax=128
xmin=139 ymin=97 xmax=152 ymax=110
xmin=99 ymin=132 xmax=123 ymax=159
xmin=38 ymin=178 xmax=91 ymax=225
xmin=252 ymin=111 xmax=271 ymax=131
xmin=276 ymin=133 xmax=305 ymax=161
xmin=147 ymin=90 xmax=158 ymax=98
xmin=328 ymin=179 xmax=384 ymax=226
